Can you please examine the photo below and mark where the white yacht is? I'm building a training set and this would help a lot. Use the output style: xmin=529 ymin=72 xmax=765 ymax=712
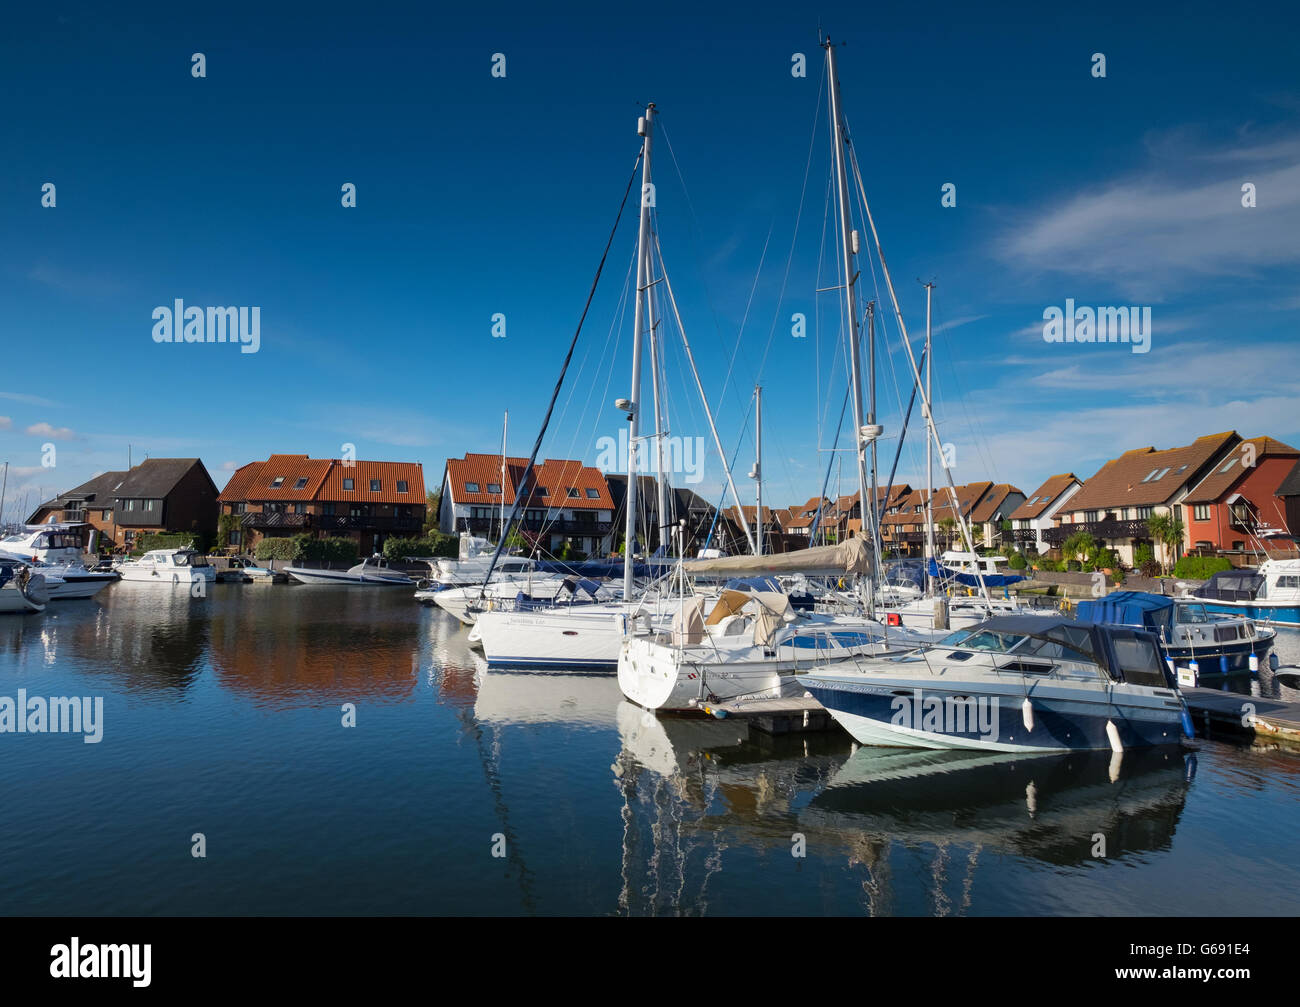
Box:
xmin=284 ymin=554 xmax=413 ymax=586
xmin=118 ymin=548 xmax=216 ymax=585
xmin=429 ymin=534 xmax=536 ymax=587
xmin=0 ymin=557 xmax=53 ymax=613
xmin=1186 ymin=559 xmax=1300 ymax=627
xmin=422 ymin=574 xmax=618 ymax=625
xmin=0 ymin=525 xmax=118 ymax=599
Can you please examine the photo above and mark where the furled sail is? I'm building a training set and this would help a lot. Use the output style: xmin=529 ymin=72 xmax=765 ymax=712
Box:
xmin=682 ymin=537 xmax=872 ymax=577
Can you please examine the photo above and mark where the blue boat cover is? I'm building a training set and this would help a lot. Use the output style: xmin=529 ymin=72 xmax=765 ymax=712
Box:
xmin=926 ymin=558 xmax=1025 ymax=588
xmin=1076 ymin=591 xmax=1175 ymax=637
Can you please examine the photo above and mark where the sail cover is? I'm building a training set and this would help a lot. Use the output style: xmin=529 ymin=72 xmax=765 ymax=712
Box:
xmin=684 ymin=538 xmax=872 ymax=577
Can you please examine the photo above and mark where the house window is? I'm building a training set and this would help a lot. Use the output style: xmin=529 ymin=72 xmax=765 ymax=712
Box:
xmin=1136 ymin=506 xmax=1152 ymax=519
xmin=537 ymin=486 xmax=549 ymax=497
xmin=370 ymin=479 xmax=381 ymax=492
xmin=397 ymin=481 xmax=409 ymax=493
xmin=228 ymin=530 xmax=242 ymax=546
xmin=1193 ymin=505 xmax=1211 ymax=521
xmin=145 ymin=500 xmax=155 ymax=511
xmin=586 ymin=488 xmax=600 ymax=499
xmin=486 ymin=482 xmax=501 ymax=494
xmin=322 ymin=503 xmax=335 ymax=516
xmin=271 ymin=476 xmax=285 ymax=488
xmin=1141 ymin=469 xmax=1160 ymax=483
xmin=292 ymin=503 xmax=307 ymax=515
xmin=294 ymin=477 xmax=309 ymax=490
xmin=567 ymin=488 xmax=580 ymax=498
xmin=1218 ymin=458 xmax=1238 ymax=474
xmin=465 ymin=482 xmax=480 ymax=493
xmin=125 ymin=500 xmax=135 ymax=512
xmin=343 ymin=479 xmax=355 ymax=491
xmin=1085 ymin=511 xmax=1099 ymax=522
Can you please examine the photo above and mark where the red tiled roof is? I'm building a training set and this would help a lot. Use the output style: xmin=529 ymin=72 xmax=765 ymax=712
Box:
xmin=219 ymin=455 xmax=424 ymax=505
xmin=1009 ymin=473 xmax=1081 ymax=521
xmin=970 ymin=484 xmax=1023 ymax=524
xmin=443 ymin=454 xmax=613 ymax=510
xmin=1184 ymin=437 xmax=1299 ymax=504
xmin=1065 ymin=432 xmax=1239 ymax=512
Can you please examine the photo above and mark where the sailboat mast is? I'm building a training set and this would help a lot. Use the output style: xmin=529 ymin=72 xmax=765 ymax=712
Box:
xmin=924 ymin=282 xmax=937 ymax=593
xmin=624 ymin=103 xmax=656 ymax=601
xmin=499 ymin=410 xmax=508 ymax=543
xmin=647 ymin=251 xmax=670 ymax=556
xmin=867 ymin=300 xmax=879 ymax=562
xmin=825 ymin=39 xmax=876 ymax=615
xmin=754 ymin=385 xmax=763 ymax=555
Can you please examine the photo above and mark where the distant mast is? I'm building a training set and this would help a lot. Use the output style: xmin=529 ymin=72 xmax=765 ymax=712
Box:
xmin=752 ymin=385 xmax=763 ymax=555
xmin=499 ymin=410 xmax=508 ymax=544
xmin=923 ymin=281 xmax=937 ymax=593
xmin=624 ymin=103 xmax=656 ymax=600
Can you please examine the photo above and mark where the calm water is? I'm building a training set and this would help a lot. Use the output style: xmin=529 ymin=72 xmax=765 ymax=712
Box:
xmin=1 ymin=583 xmax=1298 ymax=916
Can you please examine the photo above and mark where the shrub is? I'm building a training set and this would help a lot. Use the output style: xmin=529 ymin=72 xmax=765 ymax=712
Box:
xmin=136 ymin=532 xmax=198 ymax=553
xmin=255 ymin=537 xmax=296 ymax=561
xmin=1172 ymin=555 xmax=1232 ymax=580
xmin=1134 ymin=543 xmax=1155 ymax=569
xmin=296 ymin=535 xmax=358 ymax=563
xmin=1007 ymin=551 xmax=1028 ymax=570
xmin=383 ymin=533 xmax=459 ymax=562
xmin=1139 ymin=559 xmax=1162 ymax=578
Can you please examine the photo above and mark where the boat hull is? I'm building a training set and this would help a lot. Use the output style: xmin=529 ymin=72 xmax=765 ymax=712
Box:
xmin=473 ymin=606 xmax=639 ymax=671
xmin=118 ymin=567 xmax=215 ymax=585
xmin=798 ymin=672 xmax=1187 ymax=752
xmin=283 ymin=567 xmax=411 ymax=586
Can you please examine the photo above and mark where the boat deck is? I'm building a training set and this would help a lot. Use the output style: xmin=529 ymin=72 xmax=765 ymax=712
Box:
xmin=1182 ymin=686 xmax=1300 ymax=745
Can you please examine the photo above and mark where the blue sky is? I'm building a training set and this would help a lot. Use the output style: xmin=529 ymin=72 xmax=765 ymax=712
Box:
xmin=2 ymin=1 xmax=1298 ymax=521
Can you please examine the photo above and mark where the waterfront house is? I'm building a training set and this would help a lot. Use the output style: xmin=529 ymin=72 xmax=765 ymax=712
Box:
xmin=604 ymin=474 xmax=724 ymax=555
xmin=438 ymin=453 xmax=614 ymax=558
xmin=1048 ymin=432 xmax=1240 ymax=565
xmin=1007 ymin=474 xmax=1083 ymax=554
xmin=1274 ymin=459 xmax=1300 ymax=554
xmin=1182 ymin=437 xmax=1299 ymax=558
xmin=880 ymin=482 xmax=991 ymax=556
xmin=220 ymin=454 xmax=425 ymax=556
xmin=970 ymin=483 xmax=1027 ymax=551
xmin=27 ymin=458 xmax=218 ymax=551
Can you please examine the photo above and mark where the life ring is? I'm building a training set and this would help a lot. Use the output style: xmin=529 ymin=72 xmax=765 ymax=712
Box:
xmin=886 ymin=612 xmax=901 ymax=627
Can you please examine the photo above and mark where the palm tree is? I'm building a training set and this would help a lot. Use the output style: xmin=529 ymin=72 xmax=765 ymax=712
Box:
xmin=1145 ymin=514 xmax=1184 ymax=574
xmin=1061 ymin=530 xmax=1097 ymax=568
xmin=936 ymin=516 xmax=957 ymax=550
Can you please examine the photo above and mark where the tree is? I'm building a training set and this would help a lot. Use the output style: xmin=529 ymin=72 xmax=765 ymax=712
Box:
xmin=1146 ymin=514 xmax=1184 ymax=574
xmin=423 ymin=490 xmax=441 ymax=535
xmin=1061 ymin=529 xmax=1097 ymax=568
xmin=936 ymin=516 xmax=957 ymax=549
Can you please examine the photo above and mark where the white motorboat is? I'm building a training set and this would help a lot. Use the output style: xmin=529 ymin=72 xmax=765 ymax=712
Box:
xmin=0 ymin=555 xmax=114 ymax=600
xmin=284 ymin=554 xmax=413 ymax=586
xmin=618 ymin=586 xmax=933 ymax=712
xmin=799 ymin=615 xmax=1194 ymax=752
xmin=0 ymin=557 xmax=52 ymax=613
xmin=117 ymin=548 xmax=216 ymax=585
xmin=422 ymin=574 xmax=617 ymax=625
xmin=1186 ymin=560 xmax=1300 ymax=627
xmin=429 ymin=534 xmax=536 ymax=587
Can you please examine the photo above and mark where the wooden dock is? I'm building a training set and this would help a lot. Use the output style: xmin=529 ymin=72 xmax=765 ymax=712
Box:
xmin=702 ymin=696 xmax=836 ymax=735
xmin=1182 ymin=687 xmax=1300 ymax=745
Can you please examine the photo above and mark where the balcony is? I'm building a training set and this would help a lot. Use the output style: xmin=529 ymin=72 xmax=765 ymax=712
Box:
xmin=1042 ymin=519 xmax=1150 ymax=545
xmin=456 ymin=516 xmax=612 ymax=537
xmin=1012 ymin=528 xmax=1039 ymax=544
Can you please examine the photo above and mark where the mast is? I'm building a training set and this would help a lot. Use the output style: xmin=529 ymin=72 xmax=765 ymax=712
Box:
xmin=647 ymin=249 xmax=670 ymax=556
xmin=752 ymin=386 xmax=763 ymax=555
xmin=0 ymin=461 xmax=7 ymax=529
xmin=923 ymin=282 xmax=937 ymax=593
xmin=624 ymin=103 xmax=655 ymax=601
xmin=499 ymin=410 xmax=508 ymax=543
xmin=825 ymin=39 xmax=877 ymax=616
xmin=867 ymin=300 xmax=879 ymax=565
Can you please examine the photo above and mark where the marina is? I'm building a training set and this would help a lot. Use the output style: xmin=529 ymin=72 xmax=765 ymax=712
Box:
xmin=2 ymin=3 xmax=1298 ymax=935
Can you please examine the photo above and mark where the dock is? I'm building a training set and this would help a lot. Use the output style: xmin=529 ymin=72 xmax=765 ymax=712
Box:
xmin=702 ymin=696 xmax=836 ymax=735
xmin=1182 ymin=687 xmax=1300 ymax=745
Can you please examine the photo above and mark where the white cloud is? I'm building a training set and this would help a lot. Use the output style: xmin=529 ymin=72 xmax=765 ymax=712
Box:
xmin=25 ymin=422 xmax=77 ymax=440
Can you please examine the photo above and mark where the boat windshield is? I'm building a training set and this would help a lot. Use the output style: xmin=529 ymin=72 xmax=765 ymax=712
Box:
xmin=939 ymin=628 xmax=1028 ymax=653
xmin=173 ymin=553 xmax=191 ymax=566
xmin=1175 ymin=602 xmax=1212 ymax=624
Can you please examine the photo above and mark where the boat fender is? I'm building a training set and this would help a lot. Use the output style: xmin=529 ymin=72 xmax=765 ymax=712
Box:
xmin=1105 ymin=719 xmax=1123 ymax=753
xmin=1270 ymin=653 xmax=1280 ymax=671
xmin=1188 ymin=659 xmax=1199 ymax=677
xmin=1179 ymin=705 xmax=1195 ymax=739
xmin=1021 ymin=698 xmax=1034 ymax=733
xmin=1248 ymin=653 xmax=1259 ymax=673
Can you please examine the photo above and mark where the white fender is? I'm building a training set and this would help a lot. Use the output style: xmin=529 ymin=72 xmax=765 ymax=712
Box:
xmin=1249 ymin=653 xmax=1260 ymax=673
xmin=1105 ymin=719 xmax=1123 ymax=753
xmin=1021 ymin=698 xmax=1034 ymax=733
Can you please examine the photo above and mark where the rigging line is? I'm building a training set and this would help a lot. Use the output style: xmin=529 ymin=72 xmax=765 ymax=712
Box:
xmin=702 ymin=393 xmax=756 ymax=552
xmin=479 ymin=149 xmax=643 ymax=592
xmin=718 ymin=220 xmax=774 ymax=421
xmin=757 ymin=62 xmax=827 ymax=383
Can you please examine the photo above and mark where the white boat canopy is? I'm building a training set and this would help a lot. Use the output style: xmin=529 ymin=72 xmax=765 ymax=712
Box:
xmin=681 ymin=537 xmax=872 ymax=578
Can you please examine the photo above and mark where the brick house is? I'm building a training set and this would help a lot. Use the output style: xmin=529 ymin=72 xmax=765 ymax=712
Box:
xmin=220 ymin=454 xmax=425 ymax=556
xmin=881 ymin=482 xmax=992 ymax=556
xmin=27 ymin=458 xmax=218 ymax=551
xmin=1047 ymin=432 xmax=1239 ymax=565
xmin=1182 ymin=437 xmax=1299 ymax=557
xmin=438 ymin=453 xmax=615 ymax=557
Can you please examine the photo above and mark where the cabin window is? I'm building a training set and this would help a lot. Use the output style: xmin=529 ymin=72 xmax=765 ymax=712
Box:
xmin=294 ymin=477 xmax=309 ymax=490
xmin=343 ymin=479 xmax=355 ymax=491
xmin=1193 ymin=505 xmax=1211 ymax=521
xmin=465 ymin=482 xmax=480 ymax=493
xmin=1277 ymin=575 xmax=1300 ymax=589
xmin=1110 ymin=632 xmax=1168 ymax=687
xmin=397 ymin=481 xmax=409 ymax=493
xmin=271 ymin=477 xmax=285 ymax=488
xmin=370 ymin=480 xmax=381 ymax=492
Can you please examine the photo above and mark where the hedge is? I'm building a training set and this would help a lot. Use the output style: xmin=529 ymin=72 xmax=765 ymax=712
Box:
xmin=135 ymin=532 xmax=198 ymax=554
xmin=255 ymin=538 xmax=296 ymax=561
xmin=1172 ymin=555 xmax=1233 ymax=580
xmin=253 ymin=535 xmax=358 ymax=563
xmin=382 ymin=533 xmax=459 ymax=563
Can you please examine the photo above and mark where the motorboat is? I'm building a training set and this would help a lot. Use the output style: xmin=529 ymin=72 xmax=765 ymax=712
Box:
xmin=0 ymin=557 xmax=52 ymax=613
xmin=0 ymin=555 xmax=115 ymax=600
xmin=1076 ymin=590 xmax=1275 ymax=685
xmin=117 ymin=548 xmax=216 ymax=585
xmin=798 ymin=615 xmax=1194 ymax=752
xmin=1186 ymin=560 xmax=1300 ymax=627
xmin=284 ymin=554 xmax=413 ymax=586
xmin=618 ymin=586 xmax=934 ymax=711
xmin=422 ymin=574 xmax=618 ymax=625
xmin=429 ymin=534 xmax=536 ymax=587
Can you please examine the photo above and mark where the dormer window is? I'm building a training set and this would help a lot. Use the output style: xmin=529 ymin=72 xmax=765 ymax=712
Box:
xmin=370 ymin=480 xmax=381 ymax=492
xmin=567 ymin=488 xmax=579 ymax=498
xmin=343 ymin=478 xmax=355 ymax=491
xmin=270 ymin=476 xmax=285 ymax=488
xmin=585 ymin=488 xmax=599 ymax=499
xmin=486 ymin=483 xmax=501 ymax=494
xmin=465 ymin=482 xmax=480 ymax=493
xmin=294 ymin=477 xmax=308 ymax=490
xmin=397 ymin=481 xmax=409 ymax=493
